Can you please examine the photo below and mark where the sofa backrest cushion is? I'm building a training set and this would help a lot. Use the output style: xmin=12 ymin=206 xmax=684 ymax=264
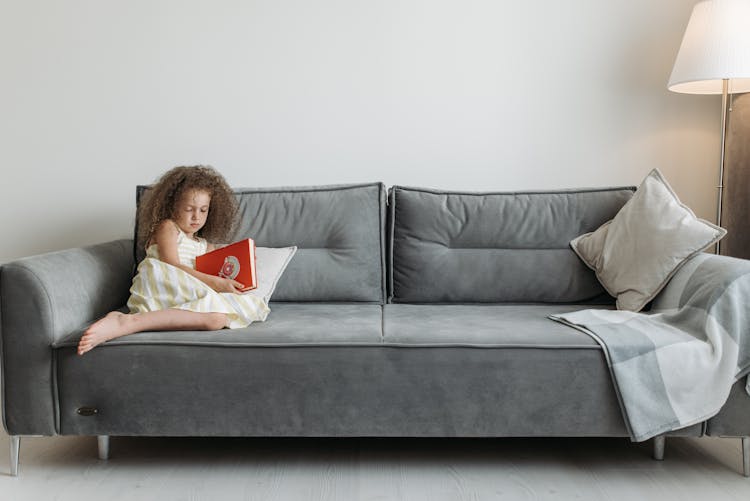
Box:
xmin=135 ymin=183 xmax=386 ymax=303
xmin=388 ymin=185 xmax=635 ymax=303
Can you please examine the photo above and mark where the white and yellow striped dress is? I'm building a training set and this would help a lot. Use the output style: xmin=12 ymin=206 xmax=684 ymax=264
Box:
xmin=127 ymin=228 xmax=270 ymax=328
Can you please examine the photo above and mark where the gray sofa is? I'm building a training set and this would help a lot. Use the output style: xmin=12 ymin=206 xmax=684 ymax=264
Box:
xmin=2 ymin=182 xmax=749 ymax=477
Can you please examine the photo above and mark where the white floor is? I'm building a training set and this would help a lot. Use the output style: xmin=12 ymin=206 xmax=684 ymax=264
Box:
xmin=1 ymin=431 xmax=748 ymax=501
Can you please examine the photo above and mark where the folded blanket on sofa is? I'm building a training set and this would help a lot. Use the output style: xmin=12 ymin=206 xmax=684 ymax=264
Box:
xmin=550 ymin=253 xmax=750 ymax=442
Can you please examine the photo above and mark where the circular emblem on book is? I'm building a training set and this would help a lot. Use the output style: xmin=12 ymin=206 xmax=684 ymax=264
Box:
xmin=219 ymin=256 xmax=240 ymax=280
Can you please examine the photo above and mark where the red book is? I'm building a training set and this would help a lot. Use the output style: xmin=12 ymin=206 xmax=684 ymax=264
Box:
xmin=195 ymin=238 xmax=257 ymax=292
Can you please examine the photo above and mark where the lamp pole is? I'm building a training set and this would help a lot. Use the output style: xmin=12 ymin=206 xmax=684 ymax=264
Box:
xmin=716 ymin=78 xmax=730 ymax=254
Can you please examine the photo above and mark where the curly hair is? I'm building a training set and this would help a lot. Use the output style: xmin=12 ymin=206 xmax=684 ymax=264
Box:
xmin=137 ymin=165 xmax=238 ymax=249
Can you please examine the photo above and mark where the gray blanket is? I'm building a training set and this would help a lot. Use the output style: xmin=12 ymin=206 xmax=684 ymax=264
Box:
xmin=551 ymin=253 xmax=750 ymax=442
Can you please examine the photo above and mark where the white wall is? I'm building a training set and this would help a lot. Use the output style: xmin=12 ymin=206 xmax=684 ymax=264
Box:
xmin=0 ymin=0 xmax=721 ymax=263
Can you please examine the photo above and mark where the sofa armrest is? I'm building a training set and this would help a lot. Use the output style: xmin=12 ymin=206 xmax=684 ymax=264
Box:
xmin=654 ymin=252 xmax=750 ymax=436
xmin=652 ymin=252 xmax=750 ymax=312
xmin=1 ymin=239 xmax=134 ymax=435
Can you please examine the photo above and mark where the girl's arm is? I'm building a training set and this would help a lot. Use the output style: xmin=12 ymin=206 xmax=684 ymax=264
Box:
xmin=152 ymin=220 xmax=245 ymax=293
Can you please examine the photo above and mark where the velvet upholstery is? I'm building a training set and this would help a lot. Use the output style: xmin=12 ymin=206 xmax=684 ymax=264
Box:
xmin=54 ymin=303 xmax=384 ymax=348
xmin=55 ymin=341 xmax=629 ymax=437
xmin=136 ymin=183 xmax=387 ymax=303
xmin=53 ymin=302 xmax=702 ymax=438
xmin=0 ymin=183 xmax=717 ymax=444
xmin=388 ymin=186 xmax=634 ymax=303
xmin=707 ymin=380 xmax=750 ymax=436
xmin=383 ymin=304 xmax=604 ymax=346
xmin=0 ymin=240 xmax=133 ymax=435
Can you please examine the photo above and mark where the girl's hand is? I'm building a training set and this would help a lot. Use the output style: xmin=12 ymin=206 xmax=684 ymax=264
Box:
xmin=207 ymin=275 xmax=245 ymax=294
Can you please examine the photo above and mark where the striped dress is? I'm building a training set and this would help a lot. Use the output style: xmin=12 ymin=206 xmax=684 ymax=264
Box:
xmin=127 ymin=228 xmax=270 ymax=329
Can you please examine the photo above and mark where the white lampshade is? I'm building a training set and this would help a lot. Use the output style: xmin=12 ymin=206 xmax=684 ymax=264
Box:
xmin=668 ymin=0 xmax=750 ymax=94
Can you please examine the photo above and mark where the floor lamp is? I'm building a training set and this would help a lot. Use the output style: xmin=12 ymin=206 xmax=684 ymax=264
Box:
xmin=668 ymin=0 xmax=750 ymax=254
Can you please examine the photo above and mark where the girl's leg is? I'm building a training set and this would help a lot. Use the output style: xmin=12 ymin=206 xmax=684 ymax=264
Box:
xmin=77 ymin=309 xmax=228 ymax=355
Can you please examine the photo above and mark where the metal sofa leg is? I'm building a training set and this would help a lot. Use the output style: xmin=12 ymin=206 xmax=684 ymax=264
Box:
xmin=97 ymin=435 xmax=110 ymax=460
xmin=9 ymin=436 xmax=20 ymax=476
xmin=743 ymin=437 xmax=749 ymax=478
xmin=653 ymin=435 xmax=665 ymax=461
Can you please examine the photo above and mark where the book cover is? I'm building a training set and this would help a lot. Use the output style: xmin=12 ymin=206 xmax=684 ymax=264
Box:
xmin=195 ymin=238 xmax=257 ymax=292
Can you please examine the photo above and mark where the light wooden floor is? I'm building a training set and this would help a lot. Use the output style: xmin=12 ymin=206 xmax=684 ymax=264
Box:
xmin=1 ymin=430 xmax=748 ymax=500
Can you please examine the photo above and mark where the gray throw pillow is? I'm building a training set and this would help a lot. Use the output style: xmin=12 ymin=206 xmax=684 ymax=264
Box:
xmin=570 ymin=168 xmax=726 ymax=312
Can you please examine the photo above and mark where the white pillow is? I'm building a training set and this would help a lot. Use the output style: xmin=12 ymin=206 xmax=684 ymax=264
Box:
xmin=243 ymin=246 xmax=297 ymax=304
xmin=571 ymin=168 xmax=725 ymax=312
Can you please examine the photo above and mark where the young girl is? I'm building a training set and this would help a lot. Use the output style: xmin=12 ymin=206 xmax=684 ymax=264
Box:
xmin=77 ymin=165 xmax=269 ymax=355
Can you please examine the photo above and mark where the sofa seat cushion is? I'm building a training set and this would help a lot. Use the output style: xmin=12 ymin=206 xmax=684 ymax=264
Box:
xmin=56 ymin=304 xmax=603 ymax=349
xmin=54 ymin=303 xmax=383 ymax=348
xmin=383 ymin=304 xmax=604 ymax=347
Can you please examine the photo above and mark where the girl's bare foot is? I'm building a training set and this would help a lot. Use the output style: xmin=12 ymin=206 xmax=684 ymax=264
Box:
xmin=77 ymin=309 xmax=229 ymax=355
xmin=77 ymin=311 xmax=132 ymax=355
